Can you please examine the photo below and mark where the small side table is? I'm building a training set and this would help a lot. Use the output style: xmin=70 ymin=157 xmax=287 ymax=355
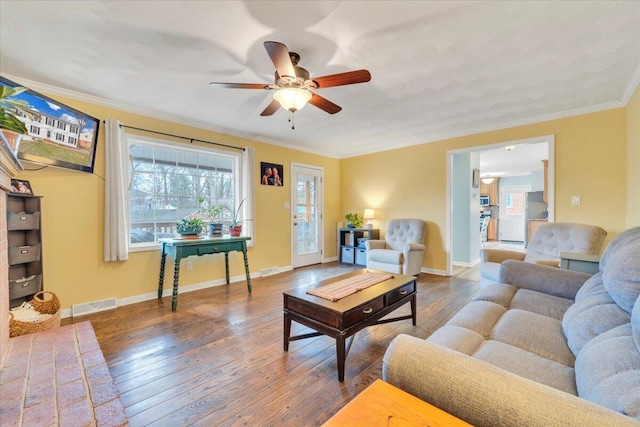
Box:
xmin=322 ymin=379 xmax=471 ymax=426
xmin=560 ymin=252 xmax=600 ymax=275
xmin=158 ymin=236 xmax=251 ymax=311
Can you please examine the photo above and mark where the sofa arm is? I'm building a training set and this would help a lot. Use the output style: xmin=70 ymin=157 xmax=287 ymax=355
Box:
xmin=403 ymin=242 xmax=425 ymax=253
xmin=480 ymin=248 xmax=526 ymax=263
xmin=382 ymin=334 xmax=638 ymax=427
xmin=365 ymin=240 xmax=386 ymax=250
xmin=499 ymin=260 xmax=591 ymax=299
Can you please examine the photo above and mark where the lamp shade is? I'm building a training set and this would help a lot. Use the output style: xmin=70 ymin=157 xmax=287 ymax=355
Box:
xmin=273 ymin=88 xmax=312 ymax=112
xmin=363 ymin=209 xmax=375 ymax=219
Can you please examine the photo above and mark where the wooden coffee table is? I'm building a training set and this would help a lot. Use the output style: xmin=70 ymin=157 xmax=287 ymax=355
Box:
xmin=283 ymin=269 xmax=417 ymax=381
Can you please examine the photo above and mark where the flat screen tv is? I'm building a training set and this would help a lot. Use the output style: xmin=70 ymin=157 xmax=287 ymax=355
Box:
xmin=0 ymin=76 xmax=99 ymax=173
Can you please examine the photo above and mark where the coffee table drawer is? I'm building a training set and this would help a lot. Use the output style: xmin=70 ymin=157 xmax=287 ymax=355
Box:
xmin=386 ymin=281 xmax=416 ymax=306
xmin=342 ymin=296 xmax=384 ymax=328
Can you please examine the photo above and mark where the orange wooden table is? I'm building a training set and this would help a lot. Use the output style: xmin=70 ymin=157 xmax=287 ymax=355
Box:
xmin=323 ymin=379 xmax=472 ymax=427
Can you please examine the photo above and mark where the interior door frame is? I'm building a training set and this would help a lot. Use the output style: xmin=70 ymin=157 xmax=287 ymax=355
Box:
xmin=290 ymin=162 xmax=324 ymax=268
xmin=445 ymin=135 xmax=555 ymax=276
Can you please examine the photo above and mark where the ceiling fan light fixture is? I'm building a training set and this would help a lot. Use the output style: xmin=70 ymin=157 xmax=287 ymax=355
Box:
xmin=481 ymin=177 xmax=495 ymax=184
xmin=273 ymin=88 xmax=312 ymax=112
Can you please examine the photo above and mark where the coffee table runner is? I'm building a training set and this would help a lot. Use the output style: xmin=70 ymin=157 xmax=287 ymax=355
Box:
xmin=307 ymin=272 xmax=394 ymax=302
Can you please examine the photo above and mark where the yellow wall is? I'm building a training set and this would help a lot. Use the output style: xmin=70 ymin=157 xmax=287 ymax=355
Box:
xmin=17 ymin=96 xmax=340 ymax=309
xmin=627 ymin=83 xmax=640 ymax=227
xmin=15 ymin=88 xmax=635 ymax=308
xmin=340 ymin=108 xmax=628 ymax=272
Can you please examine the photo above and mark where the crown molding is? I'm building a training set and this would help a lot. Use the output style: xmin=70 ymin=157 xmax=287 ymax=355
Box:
xmin=1 ymin=74 xmax=339 ymax=159
xmin=622 ymin=60 xmax=640 ymax=105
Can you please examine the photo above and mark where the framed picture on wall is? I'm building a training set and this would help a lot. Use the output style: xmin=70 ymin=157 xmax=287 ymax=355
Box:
xmin=472 ymin=168 xmax=480 ymax=188
xmin=10 ymin=179 xmax=33 ymax=195
xmin=260 ymin=162 xmax=284 ymax=186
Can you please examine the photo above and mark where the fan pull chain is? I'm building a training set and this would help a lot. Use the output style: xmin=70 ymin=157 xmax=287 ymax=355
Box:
xmin=289 ymin=110 xmax=295 ymax=129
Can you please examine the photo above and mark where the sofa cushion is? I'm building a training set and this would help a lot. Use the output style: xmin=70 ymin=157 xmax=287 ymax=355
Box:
xmin=510 ymin=289 xmax=573 ymax=321
xmin=603 ymin=241 xmax=640 ymax=314
xmin=575 ymin=323 xmax=640 ymax=419
xmin=445 ymin=301 xmax=507 ymax=338
xmin=474 ymin=283 xmax=572 ymax=320
xmin=599 ymin=226 xmax=640 ymax=273
xmin=562 ymin=275 xmax=630 ymax=357
xmin=473 ymin=283 xmax=517 ymax=307
xmin=491 ymin=309 xmax=575 ymax=367
xmin=473 ymin=340 xmax=577 ymax=395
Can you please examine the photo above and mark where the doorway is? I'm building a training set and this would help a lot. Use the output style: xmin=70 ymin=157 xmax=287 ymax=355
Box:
xmin=446 ymin=135 xmax=555 ymax=276
xmin=291 ymin=163 xmax=323 ymax=268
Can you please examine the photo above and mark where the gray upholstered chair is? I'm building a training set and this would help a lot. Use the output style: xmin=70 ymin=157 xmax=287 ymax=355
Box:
xmin=479 ymin=222 xmax=607 ymax=287
xmin=366 ymin=219 xmax=426 ymax=276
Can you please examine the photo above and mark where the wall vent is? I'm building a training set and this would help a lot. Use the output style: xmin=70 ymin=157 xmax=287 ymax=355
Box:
xmin=260 ymin=267 xmax=279 ymax=277
xmin=72 ymin=297 xmax=117 ymax=317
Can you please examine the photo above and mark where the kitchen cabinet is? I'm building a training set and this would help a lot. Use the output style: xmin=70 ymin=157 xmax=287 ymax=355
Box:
xmin=487 ymin=218 xmax=498 ymax=241
xmin=480 ymin=177 xmax=501 ymax=206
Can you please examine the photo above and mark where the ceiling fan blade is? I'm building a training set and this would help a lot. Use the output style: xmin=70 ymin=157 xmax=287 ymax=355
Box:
xmin=209 ymin=82 xmax=269 ymax=89
xmin=309 ymin=93 xmax=342 ymax=114
xmin=312 ymin=70 xmax=371 ymax=89
xmin=264 ymin=41 xmax=296 ymax=79
xmin=260 ymin=99 xmax=281 ymax=116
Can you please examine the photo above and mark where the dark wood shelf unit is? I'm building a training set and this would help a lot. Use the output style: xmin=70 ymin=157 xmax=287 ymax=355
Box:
xmin=7 ymin=194 xmax=43 ymax=308
xmin=338 ymin=228 xmax=380 ymax=266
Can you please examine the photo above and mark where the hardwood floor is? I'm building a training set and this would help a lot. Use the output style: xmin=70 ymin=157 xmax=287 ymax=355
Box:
xmin=62 ymin=263 xmax=481 ymax=426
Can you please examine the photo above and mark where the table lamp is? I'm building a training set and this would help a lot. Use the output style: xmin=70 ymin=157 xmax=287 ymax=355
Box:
xmin=363 ymin=209 xmax=375 ymax=229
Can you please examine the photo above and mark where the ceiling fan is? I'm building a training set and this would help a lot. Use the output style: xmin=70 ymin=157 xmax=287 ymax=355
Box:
xmin=209 ymin=41 xmax=371 ymax=128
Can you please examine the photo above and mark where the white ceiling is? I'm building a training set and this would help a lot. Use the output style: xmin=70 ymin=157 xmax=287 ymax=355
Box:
xmin=479 ymin=142 xmax=548 ymax=178
xmin=1 ymin=1 xmax=639 ymax=159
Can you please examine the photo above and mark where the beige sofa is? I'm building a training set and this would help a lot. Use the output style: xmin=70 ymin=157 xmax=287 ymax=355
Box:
xmin=383 ymin=227 xmax=640 ymax=426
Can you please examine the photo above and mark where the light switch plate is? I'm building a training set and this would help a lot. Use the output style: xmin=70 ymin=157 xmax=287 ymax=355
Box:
xmin=571 ymin=195 xmax=581 ymax=206
xmin=284 ymin=202 xmax=290 ymax=209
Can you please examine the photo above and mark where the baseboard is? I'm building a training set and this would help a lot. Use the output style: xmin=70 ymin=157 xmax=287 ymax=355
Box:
xmin=323 ymin=256 xmax=338 ymax=263
xmin=62 ymin=271 xmax=261 ymax=319
xmin=420 ymin=267 xmax=448 ymax=276
xmin=452 ymin=258 xmax=481 ymax=268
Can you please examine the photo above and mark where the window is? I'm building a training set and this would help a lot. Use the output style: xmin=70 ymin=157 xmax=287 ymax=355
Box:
xmin=55 ymin=132 xmax=64 ymax=141
xmin=57 ymin=121 xmax=66 ymax=130
xmin=128 ymin=139 xmax=241 ymax=246
xmin=29 ymin=125 xmax=40 ymax=135
xmin=46 ymin=117 xmax=55 ymax=126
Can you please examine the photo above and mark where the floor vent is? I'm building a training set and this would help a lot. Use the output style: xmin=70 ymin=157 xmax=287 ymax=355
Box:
xmin=72 ymin=297 xmax=117 ymax=317
xmin=260 ymin=267 xmax=279 ymax=277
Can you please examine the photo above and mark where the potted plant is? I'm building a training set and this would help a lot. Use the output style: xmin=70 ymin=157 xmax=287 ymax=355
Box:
xmin=197 ymin=198 xmax=225 ymax=237
xmin=175 ymin=217 xmax=205 ymax=238
xmin=0 ymin=85 xmax=32 ymax=153
xmin=345 ymin=213 xmax=363 ymax=228
xmin=229 ymin=198 xmax=251 ymax=237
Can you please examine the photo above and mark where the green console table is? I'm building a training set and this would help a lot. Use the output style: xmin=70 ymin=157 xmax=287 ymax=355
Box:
xmin=158 ymin=236 xmax=252 ymax=311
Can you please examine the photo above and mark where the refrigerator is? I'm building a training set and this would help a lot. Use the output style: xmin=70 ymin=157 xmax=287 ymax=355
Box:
xmin=524 ymin=191 xmax=548 ymax=246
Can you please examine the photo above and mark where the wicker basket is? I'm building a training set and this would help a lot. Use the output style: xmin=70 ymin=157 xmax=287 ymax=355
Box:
xmin=9 ymin=291 xmax=61 ymax=338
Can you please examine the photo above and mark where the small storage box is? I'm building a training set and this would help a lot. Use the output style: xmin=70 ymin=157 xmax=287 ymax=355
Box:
xmin=341 ymin=246 xmax=355 ymax=264
xmin=355 ymin=248 xmax=367 ymax=266
xmin=8 ymin=244 xmax=41 ymax=265
xmin=7 ymin=211 xmax=40 ymax=231
xmin=9 ymin=274 xmax=43 ymax=300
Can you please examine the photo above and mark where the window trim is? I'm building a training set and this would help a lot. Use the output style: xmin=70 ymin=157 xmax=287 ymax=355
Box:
xmin=127 ymin=134 xmax=244 ymax=252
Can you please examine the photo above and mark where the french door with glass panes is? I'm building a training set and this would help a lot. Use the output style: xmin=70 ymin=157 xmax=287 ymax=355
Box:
xmin=291 ymin=164 xmax=323 ymax=268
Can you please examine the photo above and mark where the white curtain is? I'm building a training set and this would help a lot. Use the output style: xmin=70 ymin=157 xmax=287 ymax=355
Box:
xmin=104 ymin=119 xmax=130 ymax=261
xmin=242 ymin=146 xmax=255 ymax=247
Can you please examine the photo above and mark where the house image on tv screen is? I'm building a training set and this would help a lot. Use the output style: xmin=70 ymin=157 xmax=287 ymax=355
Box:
xmin=16 ymin=106 xmax=94 ymax=150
